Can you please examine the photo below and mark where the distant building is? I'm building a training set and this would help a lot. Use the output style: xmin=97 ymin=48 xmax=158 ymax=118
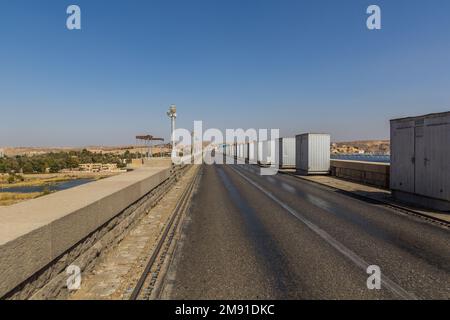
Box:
xmin=0 ymin=148 xmax=4 ymax=158
xmin=78 ymin=163 xmax=121 ymax=173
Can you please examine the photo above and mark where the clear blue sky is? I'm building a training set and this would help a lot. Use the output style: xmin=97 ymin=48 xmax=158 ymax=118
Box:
xmin=1 ymin=0 xmax=450 ymax=146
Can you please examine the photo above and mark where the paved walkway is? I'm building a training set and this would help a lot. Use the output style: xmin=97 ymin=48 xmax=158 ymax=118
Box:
xmin=285 ymin=172 xmax=450 ymax=224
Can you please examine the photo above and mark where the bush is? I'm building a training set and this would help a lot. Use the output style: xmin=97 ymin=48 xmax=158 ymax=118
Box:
xmin=0 ymin=150 xmax=132 ymax=174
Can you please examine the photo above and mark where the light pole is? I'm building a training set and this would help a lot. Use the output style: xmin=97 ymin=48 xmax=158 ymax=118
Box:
xmin=167 ymin=104 xmax=177 ymax=148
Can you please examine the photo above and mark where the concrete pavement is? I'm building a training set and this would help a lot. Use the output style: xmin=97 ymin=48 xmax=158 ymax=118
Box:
xmin=288 ymin=173 xmax=450 ymax=224
xmin=161 ymin=164 xmax=450 ymax=299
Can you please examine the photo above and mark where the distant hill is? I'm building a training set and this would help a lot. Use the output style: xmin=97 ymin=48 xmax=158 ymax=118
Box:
xmin=331 ymin=140 xmax=390 ymax=155
xmin=1 ymin=145 xmax=171 ymax=157
xmin=3 ymin=141 xmax=390 ymax=157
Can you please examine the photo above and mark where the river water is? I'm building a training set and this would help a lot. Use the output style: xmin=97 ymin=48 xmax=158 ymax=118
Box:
xmin=331 ymin=154 xmax=390 ymax=163
xmin=0 ymin=178 xmax=95 ymax=193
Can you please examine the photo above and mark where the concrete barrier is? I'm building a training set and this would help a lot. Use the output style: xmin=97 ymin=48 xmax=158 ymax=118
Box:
xmin=129 ymin=157 xmax=172 ymax=169
xmin=330 ymin=160 xmax=390 ymax=189
xmin=143 ymin=158 xmax=172 ymax=168
xmin=0 ymin=166 xmax=173 ymax=299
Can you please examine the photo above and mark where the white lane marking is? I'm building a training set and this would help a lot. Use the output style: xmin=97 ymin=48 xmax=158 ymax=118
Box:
xmin=230 ymin=166 xmax=418 ymax=300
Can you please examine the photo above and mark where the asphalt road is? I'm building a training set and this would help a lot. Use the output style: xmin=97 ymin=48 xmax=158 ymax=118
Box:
xmin=164 ymin=164 xmax=450 ymax=299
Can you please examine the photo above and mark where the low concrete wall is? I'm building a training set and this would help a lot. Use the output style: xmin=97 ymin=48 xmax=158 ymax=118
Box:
xmin=143 ymin=158 xmax=172 ymax=168
xmin=330 ymin=160 xmax=390 ymax=189
xmin=0 ymin=166 xmax=174 ymax=299
xmin=129 ymin=157 xmax=172 ymax=169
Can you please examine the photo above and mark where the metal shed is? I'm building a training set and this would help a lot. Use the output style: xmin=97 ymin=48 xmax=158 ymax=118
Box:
xmin=257 ymin=141 xmax=264 ymax=164
xmin=249 ymin=141 xmax=258 ymax=163
xmin=244 ymin=143 xmax=249 ymax=163
xmin=236 ymin=144 xmax=243 ymax=161
xmin=275 ymin=137 xmax=296 ymax=169
xmin=259 ymin=140 xmax=275 ymax=166
xmin=390 ymin=111 xmax=450 ymax=211
xmin=295 ymin=133 xmax=330 ymax=175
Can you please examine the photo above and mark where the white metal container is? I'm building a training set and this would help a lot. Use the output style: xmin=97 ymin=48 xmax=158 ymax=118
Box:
xmin=249 ymin=141 xmax=258 ymax=163
xmin=295 ymin=133 xmax=330 ymax=175
xmin=260 ymin=141 xmax=269 ymax=165
xmin=260 ymin=140 xmax=275 ymax=166
xmin=275 ymin=137 xmax=296 ymax=169
xmin=244 ymin=143 xmax=249 ymax=162
xmin=390 ymin=112 xmax=450 ymax=210
xmin=257 ymin=141 xmax=264 ymax=164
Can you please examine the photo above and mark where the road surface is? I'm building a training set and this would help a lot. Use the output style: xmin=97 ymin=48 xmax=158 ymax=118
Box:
xmin=162 ymin=164 xmax=450 ymax=299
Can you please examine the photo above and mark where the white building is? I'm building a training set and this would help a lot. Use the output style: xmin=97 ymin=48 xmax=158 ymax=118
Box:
xmin=0 ymin=148 xmax=4 ymax=158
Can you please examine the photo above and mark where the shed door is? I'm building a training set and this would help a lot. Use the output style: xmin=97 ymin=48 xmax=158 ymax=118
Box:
xmin=300 ymin=135 xmax=309 ymax=171
xmin=422 ymin=123 xmax=450 ymax=201
xmin=414 ymin=125 xmax=427 ymax=196
xmin=391 ymin=126 xmax=415 ymax=193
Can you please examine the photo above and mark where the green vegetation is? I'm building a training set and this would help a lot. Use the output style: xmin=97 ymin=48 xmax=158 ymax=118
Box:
xmin=0 ymin=149 xmax=141 ymax=174
xmin=5 ymin=173 xmax=25 ymax=184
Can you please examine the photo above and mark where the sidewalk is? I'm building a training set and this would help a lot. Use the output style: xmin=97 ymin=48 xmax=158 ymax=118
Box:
xmin=282 ymin=171 xmax=450 ymax=225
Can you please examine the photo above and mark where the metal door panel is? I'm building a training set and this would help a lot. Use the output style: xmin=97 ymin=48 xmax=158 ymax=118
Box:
xmin=390 ymin=126 xmax=415 ymax=193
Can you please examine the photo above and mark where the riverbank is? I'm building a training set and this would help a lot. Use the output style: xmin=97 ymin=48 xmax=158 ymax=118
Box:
xmin=0 ymin=172 xmax=117 ymax=189
xmin=0 ymin=172 xmax=121 ymax=206
xmin=0 ymin=192 xmax=43 ymax=206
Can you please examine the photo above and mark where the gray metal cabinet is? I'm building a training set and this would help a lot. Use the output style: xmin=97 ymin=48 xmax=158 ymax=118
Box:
xmin=390 ymin=112 xmax=450 ymax=209
xmin=260 ymin=140 xmax=275 ymax=165
xmin=296 ymin=133 xmax=330 ymax=174
xmin=244 ymin=143 xmax=249 ymax=162
xmin=249 ymin=141 xmax=258 ymax=163
xmin=257 ymin=141 xmax=264 ymax=163
xmin=276 ymin=137 xmax=296 ymax=169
